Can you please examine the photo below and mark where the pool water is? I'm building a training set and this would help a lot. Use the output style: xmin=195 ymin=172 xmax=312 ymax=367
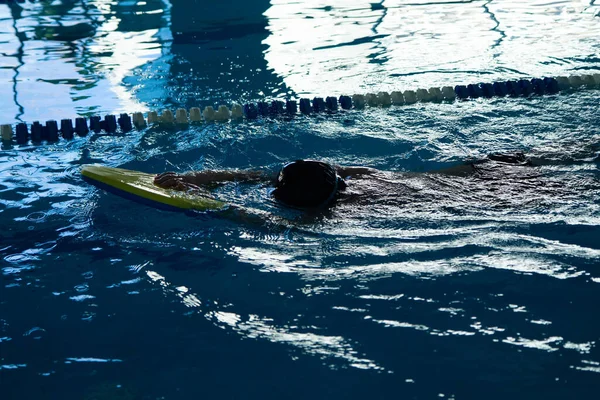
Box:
xmin=1 ymin=1 xmax=600 ymax=399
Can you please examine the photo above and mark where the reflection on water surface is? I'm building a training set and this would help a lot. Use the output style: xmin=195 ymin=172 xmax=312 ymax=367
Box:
xmin=0 ymin=0 xmax=171 ymax=123
xmin=1 ymin=1 xmax=600 ymax=399
xmin=264 ymin=0 xmax=600 ymax=95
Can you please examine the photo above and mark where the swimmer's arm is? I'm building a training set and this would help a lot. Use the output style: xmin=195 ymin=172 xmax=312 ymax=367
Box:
xmin=185 ymin=169 xmax=274 ymax=185
xmin=155 ymin=169 xmax=275 ymax=189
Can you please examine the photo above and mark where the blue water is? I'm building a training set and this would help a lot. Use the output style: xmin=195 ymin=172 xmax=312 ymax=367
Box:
xmin=1 ymin=1 xmax=600 ymax=399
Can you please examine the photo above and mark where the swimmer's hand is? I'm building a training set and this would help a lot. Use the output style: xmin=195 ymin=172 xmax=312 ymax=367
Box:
xmin=154 ymin=172 xmax=201 ymax=191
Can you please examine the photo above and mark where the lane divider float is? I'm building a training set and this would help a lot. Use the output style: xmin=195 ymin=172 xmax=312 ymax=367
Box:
xmin=1 ymin=73 xmax=599 ymax=146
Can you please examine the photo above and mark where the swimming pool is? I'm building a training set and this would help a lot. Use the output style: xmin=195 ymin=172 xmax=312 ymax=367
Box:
xmin=1 ymin=1 xmax=600 ymax=399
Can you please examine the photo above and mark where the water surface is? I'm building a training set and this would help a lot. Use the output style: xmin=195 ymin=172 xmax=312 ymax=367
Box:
xmin=1 ymin=1 xmax=600 ymax=399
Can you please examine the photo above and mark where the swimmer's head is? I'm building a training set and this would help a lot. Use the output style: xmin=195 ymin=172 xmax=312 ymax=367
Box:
xmin=272 ymin=160 xmax=347 ymax=208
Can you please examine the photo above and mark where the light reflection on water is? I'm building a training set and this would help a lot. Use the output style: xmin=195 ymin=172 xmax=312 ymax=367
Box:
xmin=0 ymin=0 xmax=171 ymax=123
xmin=1 ymin=0 xmax=600 ymax=399
xmin=264 ymin=0 xmax=600 ymax=95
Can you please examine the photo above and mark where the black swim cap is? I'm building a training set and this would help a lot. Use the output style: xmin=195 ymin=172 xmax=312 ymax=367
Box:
xmin=272 ymin=160 xmax=347 ymax=208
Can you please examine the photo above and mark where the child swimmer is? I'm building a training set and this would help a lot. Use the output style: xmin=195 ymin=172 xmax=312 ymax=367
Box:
xmin=154 ymin=160 xmax=365 ymax=209
xmin=154 ymin=153 xmax=541 ymax=210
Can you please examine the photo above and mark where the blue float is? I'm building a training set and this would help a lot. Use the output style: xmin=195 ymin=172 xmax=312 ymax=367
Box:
xmin=492 ymin=82 xmax=508 ymax=96
xmin=118 ymin=114 xmax=132 ymax=132
xmin=454 ymin=85 xmax=469 ymax=99
xmin=299 ymin=98 xmax=311 ymax=114
xmin=518 ymin=79 xmax=533 ymax=96
xmin=466 ymin=84 xmax=483 ymax=98
xmin=15 ymin=123 xmax=28 ymax=144
xmin=31 ymin=121 xmax=43 ymax=142
xmin=46 ymin=120 xmax=59 ymax=142
xmin=75 ymin=117 xmax=88 ymax=136
xmin=104 ymin=115 xmax=117 ymax=133
xmin=506 ymin=81 xmax=522 ymax=96
xmin=339 ymin=95 xmax=352 ymax=109
xmin=312 ymin=97 xmax=325 ymax=112
xmin=243 ymin=103 xmax=258 ymax=119
xmin=479 ymin=83 xmax=494 ymax=98
xmin=543 ymin=77 xmax=559 ymax=94
xmin=90 ymin=116 xmax=102 ymax=133
xmin=286 ymin=100 xmax=297 ymax=114
xmin=325 ymin=96 xmax=338 ymax=111
xmin=61 ymin=119 xmax=74 ymax=139
xmin=257 ymin=102 xmax=269 ymax=116
xmin=270 ymin=100 xmax=285 ymax=115
xmin=530 ymin=78 xmax=544 ymax=95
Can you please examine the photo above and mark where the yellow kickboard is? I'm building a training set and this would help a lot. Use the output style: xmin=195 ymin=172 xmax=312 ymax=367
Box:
xmin=81 ymin=165 xmax=226 ymax=211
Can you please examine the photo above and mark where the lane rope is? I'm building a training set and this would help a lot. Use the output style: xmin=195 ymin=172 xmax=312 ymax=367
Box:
xmin=1 ymin=73 xmax=599 ymax=146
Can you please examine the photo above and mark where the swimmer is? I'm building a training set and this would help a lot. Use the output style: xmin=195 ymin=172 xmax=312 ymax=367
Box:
xmin=154 ymin=160 xmax=364 ymax=209
xmin=153 ymin=153 xmax=539 ymax=209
